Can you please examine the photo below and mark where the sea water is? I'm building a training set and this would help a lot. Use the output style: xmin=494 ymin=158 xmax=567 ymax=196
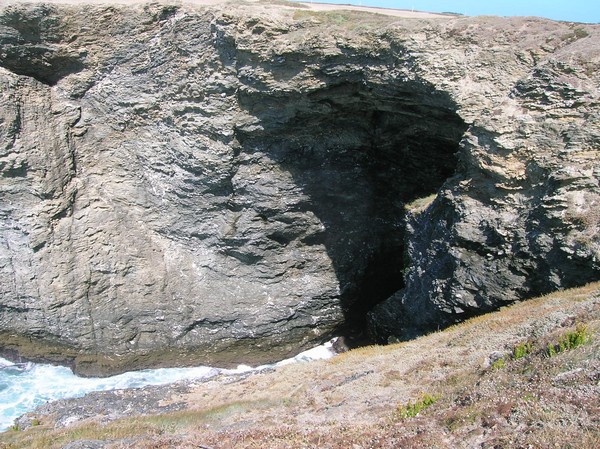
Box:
xmin=0 ymin=341 xmax=335 ymax=431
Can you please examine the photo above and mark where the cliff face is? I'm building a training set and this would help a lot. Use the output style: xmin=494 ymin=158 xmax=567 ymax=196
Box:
xmin=0 ymin=0 xmax=598 ymax=374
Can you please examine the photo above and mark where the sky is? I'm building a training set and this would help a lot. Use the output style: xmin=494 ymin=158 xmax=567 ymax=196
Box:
xmin=296 ymin=1 xmax=600 ymax=23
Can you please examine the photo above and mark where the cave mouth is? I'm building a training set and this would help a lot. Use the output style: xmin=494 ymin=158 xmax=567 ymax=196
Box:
xmin=237 ymin=80 xmax=468 ymax=345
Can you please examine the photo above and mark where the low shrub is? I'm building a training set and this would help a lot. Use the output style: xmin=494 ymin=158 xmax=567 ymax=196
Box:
xmin=491 ymin=358 xmax=506 ymax=370
xmin=512 ymin=341 xmax=533 ymax=360
xmin=396 ymin=393 xmax=439 ymax=418
xmin=547 ymin=324 xmax=590 ymax=357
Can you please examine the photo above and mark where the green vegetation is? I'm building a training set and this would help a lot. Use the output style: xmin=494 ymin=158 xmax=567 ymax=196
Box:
xmin=396 ymin=393 xmax=439 ymax=418
xmin=547 ymin=324 xmax=590 ymax=357
xmin=512 ymin=341 xmax=533 ymax=360
xmin=573 ymin=27 xmax=590 ymax=39
xmin=492 ymin=324 xmax=590 ymax=372
xmin=491 ymin=358 xmax=507 ymax=369
xmin=487 ymin=323 xmax=591 ymax=373
xmin=559 ymin=25 xmax=591 ymax=45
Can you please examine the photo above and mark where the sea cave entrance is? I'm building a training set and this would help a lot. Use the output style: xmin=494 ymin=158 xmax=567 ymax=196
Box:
xmin=236 ymin=79 xmax=468 ymax=345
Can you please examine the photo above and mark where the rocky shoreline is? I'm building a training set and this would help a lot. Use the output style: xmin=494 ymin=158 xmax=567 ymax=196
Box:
xmin=15 ymin=381 xmax=193 ymax=431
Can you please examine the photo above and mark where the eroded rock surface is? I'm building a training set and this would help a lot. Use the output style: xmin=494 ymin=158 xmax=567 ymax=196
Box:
xmin=0 ymin=0 xmax=598 ymax=374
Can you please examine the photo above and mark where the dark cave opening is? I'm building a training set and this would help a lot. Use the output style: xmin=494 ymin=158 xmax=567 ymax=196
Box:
xmin=237 ymin=80 xmax=468 ymax=344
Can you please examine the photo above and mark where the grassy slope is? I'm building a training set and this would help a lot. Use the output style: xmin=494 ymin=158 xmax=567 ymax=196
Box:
xmin=1 ymin=282 xmax=599 ymax=449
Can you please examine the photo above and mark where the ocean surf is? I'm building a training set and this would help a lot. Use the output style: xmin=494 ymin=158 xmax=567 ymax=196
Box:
xmin=0 ymin=341 xmax=336 ymax=431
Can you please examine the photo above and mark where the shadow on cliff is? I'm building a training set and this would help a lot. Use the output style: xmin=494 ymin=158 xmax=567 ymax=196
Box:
xmin=234 ymin=72 xmax=468 ymax=345
xmin=0 ymin=5 xmax=85 ymax=85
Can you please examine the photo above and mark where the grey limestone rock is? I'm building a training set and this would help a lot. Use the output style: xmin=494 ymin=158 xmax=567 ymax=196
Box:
xmin=0 ymin=1 xmax=598 ymax=373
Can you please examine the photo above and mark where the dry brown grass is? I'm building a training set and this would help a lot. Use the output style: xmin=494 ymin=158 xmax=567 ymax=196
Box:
xmin=1 ymin=282 xmax=599 ymax=449
xmin=404 ymin=193 xmax=438 ymax=214
xmin=292 ymin=8 xmax=397 ymax=31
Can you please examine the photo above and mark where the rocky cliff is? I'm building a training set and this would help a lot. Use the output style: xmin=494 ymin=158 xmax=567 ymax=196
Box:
xmin=0 ymin=0 xmax=598 ymax=375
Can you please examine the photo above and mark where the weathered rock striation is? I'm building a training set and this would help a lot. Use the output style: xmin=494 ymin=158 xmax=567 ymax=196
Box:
xmin=0 ymin=0 xmax=598 ymax=375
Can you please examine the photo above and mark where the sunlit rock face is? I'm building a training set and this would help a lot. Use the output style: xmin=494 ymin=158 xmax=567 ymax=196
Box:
xmin=0 ymin=1 xmax=598 ymax=374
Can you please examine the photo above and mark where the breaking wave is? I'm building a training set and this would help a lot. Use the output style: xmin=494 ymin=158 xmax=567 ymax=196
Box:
xmin=0 ymin=341 xmax=336 ymax=431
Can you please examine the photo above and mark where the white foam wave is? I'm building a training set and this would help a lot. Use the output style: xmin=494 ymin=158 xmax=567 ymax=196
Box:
xmin=0 ymin=340 xmax=336 ymax=431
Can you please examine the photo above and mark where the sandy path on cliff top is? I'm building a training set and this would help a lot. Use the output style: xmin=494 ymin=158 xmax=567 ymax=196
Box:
xmin=0 ymin=0 xmax=453 ymax=19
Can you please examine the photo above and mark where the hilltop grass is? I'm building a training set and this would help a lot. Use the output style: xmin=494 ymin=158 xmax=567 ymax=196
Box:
xmin=259 ymin=0 xmax=310 ymax=8
xmin=292 ymin=8 xmax=396 ymax=31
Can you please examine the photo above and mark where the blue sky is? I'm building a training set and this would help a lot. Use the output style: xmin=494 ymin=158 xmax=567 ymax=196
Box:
xmin=295 ymin=1 xmax=600 ymax=23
